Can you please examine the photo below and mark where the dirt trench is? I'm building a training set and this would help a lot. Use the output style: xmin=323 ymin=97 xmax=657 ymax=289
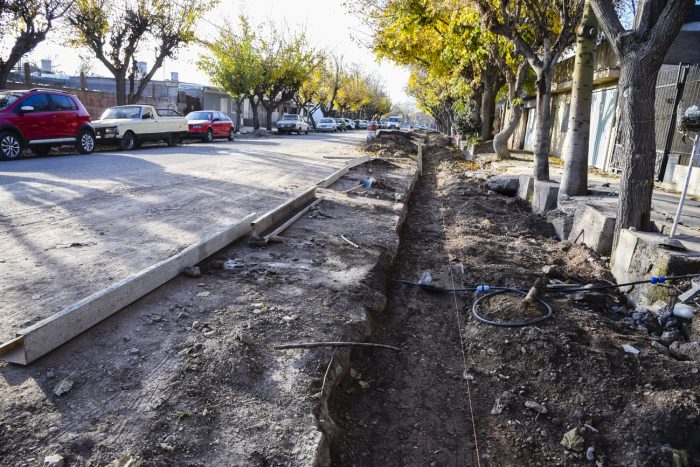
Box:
xmin=327 ymin=144 xmax=700 ymax=466
xmin=328 ymin=146 xmax=478 ymax=466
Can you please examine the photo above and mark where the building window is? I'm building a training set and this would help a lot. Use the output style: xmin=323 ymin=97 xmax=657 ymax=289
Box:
xmin=220 ymin=97 xmax=227 ymax=113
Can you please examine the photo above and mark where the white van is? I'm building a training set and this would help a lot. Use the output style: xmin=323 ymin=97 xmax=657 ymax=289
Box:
xmin=388 ymin=116 xmax=401 ymax=129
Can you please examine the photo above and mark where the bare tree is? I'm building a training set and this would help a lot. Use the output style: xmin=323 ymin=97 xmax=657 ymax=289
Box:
xmin=69 ymin=0 xmax=212 ymax=105
xmin=0 ymin=0 xmax=70 ymax=87
xmin=477 ymin=0 xmax=584 ymax=180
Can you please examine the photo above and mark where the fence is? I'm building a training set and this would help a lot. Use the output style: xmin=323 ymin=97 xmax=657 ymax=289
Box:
xmin=609 ymin=64 xmax=700 ymax=179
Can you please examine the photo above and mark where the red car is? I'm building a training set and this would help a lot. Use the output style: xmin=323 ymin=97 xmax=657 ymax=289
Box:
xmin=186 ymin=110 xmax=235 ymax=142
xmin=0 ymin=88 xmax=96 ymax=160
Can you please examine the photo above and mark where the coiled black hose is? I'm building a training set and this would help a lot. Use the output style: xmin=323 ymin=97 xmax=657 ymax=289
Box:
xmin=471 ymin=288 xmax=553 ymax=328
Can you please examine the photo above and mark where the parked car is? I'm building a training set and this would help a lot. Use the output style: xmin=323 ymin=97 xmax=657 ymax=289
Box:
xmin=356 ymin=120 xmax=369 ymax=129
xmin=0 ymin=88 xmax=96 ymax=160
xmin=276 ymin=114 xmax=310 ymax=134
xmin=316 ymin=117 xmax=338 ymax=132
xmin=387 ymin=116 xmax=401 ymax=129
xmin=344 ymin=118 xmax=356 ymax=130
xmin=93 ymin=105 xmax=188 ymax=150
xmin=334 ymin=118 xmax=348 ymax=132
xmin=186 ymin=110 xmax=234 ymax=142
xmin=378 ymin=120 xmax=388 ymax=129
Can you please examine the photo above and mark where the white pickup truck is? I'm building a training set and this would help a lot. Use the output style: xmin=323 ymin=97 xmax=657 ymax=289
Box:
xmin=93 ymin=105 xmax=188 ymax=150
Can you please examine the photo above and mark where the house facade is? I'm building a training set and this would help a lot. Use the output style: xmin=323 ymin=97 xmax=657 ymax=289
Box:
xmin=507 ymin=5 xmax=700 ymax=186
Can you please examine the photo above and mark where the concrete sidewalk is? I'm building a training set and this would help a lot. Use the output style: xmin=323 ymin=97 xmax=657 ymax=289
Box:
xmin=492 ymin=156 xmax=700 ymax=231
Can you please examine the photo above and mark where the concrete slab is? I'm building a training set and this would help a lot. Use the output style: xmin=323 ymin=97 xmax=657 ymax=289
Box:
xmin=252 ymin=186 xmax=317 ymax=236
xmin=517 ymin=175 xmax=534 ymax=202
xmin=533 ymin=181 xmax=560 ymax=214
xmin=612 ymin=228 xmax=700 ymax=306
xmin=318 ymin=155 xmax=370 ymax=188
xmin=671 ymin=164 xmax=700 ymax=196
xmin=568 ymin=203 xmax=617 ymax=255
xmin=546 ymin=208 xmax=575 ymax=240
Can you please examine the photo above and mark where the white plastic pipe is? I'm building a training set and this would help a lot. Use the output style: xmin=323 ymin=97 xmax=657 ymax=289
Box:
xmin=670 ymin=135 xmax=700 ymax=238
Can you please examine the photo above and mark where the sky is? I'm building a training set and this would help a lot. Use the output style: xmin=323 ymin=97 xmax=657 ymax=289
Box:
xmin=27 ymin=0 xmax=413 ymax=104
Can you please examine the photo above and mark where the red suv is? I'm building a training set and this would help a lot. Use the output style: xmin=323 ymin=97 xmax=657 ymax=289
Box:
xmin=186 ymin=110 xmax=235 ymax=142
xmin=0 ymin=89 xmax=96 ymax=160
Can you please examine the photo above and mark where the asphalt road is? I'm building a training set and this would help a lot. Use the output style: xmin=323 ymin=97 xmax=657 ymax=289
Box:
xmin=0 ymin=131 xmax=366 ymax=343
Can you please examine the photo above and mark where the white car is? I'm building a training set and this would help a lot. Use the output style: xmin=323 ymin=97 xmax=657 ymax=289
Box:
xmin=93 ymin=105 xmax=188 ymax=150
xmin=276 ymin=114 xmax=310 ymax=135
xmin=344 ymin=118 xmax=356 ymax=130
xmin=387 ymin=116 xmax=401 ymax=130
xmin=316 ymin=117 xmax=338 ymax=132
xmin=356 ymin=120 xmax=369 ymax=129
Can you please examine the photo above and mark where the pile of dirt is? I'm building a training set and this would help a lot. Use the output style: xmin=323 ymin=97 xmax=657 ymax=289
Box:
xmin=364 ymin=132 xmax=419 ymax=158
xmin=328 ymin=140 xmax=700 ymax=465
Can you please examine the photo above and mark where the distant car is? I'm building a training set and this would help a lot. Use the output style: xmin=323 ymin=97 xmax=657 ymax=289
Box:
xmin=344 ymin=118 xmax=356 ymax=130
xmin=387 ymin=116 xmax=401 ymax=129
xmin=334 ymin=118 xmax=348 ymax=132
xmin=276 ymin=114 xmax=309 ymax=134
xmin=0 ymin=88 xmax=96 ymax=160
xmin=316 ymin=117 xmax=338 ymax=132
xmin=186 ymin=111 xmax=234 ymax=142
xmin=378 ymin=120 xmax=388 ymax=129
xmin=356 ymin=120 xmax=369 ymax=129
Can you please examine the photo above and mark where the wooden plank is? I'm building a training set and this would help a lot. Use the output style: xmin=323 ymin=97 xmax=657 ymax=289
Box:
xmin=251 ymin=186 xmax=317 ymax=236
xmin=0 ymin=213 xmax=256 ymax=365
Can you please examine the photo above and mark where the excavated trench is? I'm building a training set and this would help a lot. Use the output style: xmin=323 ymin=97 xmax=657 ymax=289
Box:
xmin=325 ymin=149 xmax=479 ymax=466
xmin=323 ymin=142 xmax=700 ymax=466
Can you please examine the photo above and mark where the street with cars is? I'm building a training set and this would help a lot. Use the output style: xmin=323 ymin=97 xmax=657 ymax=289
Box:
xmin=0 ymin=88 xmax=387 ymax=161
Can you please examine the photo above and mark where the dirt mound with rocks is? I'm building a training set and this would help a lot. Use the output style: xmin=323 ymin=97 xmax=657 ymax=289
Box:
xmin=328 ymin=146 xmax=700 ymax=466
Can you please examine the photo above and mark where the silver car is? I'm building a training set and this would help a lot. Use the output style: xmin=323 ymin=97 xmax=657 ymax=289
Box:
xmin=316 ymin=117 xmax=338 ymax=132
xmin=276 ymin=114 xmax=310 ymax=135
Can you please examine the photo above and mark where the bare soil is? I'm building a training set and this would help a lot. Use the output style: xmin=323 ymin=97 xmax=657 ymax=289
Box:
xmin=2 ymin=134 xmax=700 ymax=467
xmin=0 ymin=152 xmax=418 ymax=466
xmin=328 ymin=142 xmax=700 ymax=466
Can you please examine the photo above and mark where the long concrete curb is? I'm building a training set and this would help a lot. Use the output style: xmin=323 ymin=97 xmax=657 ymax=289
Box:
xmin=0 ymin=213 xmax=256 ymax=365
xmin=317 ymin=155 xmax=369 ymax=188
xmin=0 ymin=154 xmax=377 ymax=365
xmin=252 ymin=186 xmax=317 ymax=236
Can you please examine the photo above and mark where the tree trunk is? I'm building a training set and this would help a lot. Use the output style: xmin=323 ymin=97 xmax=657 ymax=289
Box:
xmin=533 ymin=71 xmax=553 ymax=181
xmin=0 ymin=65 xmax=12 ymax=89
xmin=560 ymin=0 xmax=598 ymax=196
xmin=613 ymin=55 xmax=659 ymax=243
xmin=115 ymin=72 xmax=127 ymax=106
xmin=494 ymin=105 xmax=523 ymax=159
xmin=235 ymin=99 xmax=243 ymax=133
xmin=481 ymin=85 xmax=496 ymax=141
xmin=266 ymin=106 xmax=274 ymax=130
xmin=249 ymin=97 xmax=260 ymax=130
xmin=473 ymin=87 xmax=483 ymax=135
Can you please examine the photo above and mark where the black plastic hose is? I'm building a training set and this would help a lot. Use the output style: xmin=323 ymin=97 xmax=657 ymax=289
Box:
xmin=471 ymin=288 xmax=554 ymax=328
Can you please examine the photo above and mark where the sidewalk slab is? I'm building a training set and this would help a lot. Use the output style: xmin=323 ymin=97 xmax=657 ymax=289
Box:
xmin=533 ymin=180 xmax=560 ymax=214
xmin=568 ymin=203 xmax=617 ymax=255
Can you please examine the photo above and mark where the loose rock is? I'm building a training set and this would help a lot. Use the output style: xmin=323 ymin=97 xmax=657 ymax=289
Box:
xmin=43 ymin=454 xmax=64 ymax=467
xmin=524 ymin=400 xmax=548 ymax=414
xmin=183 ymin=266 xmax=202 ymax=278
